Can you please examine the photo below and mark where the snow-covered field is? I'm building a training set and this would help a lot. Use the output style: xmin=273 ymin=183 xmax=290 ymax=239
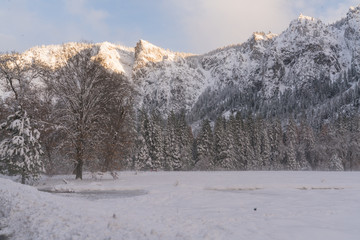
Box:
xmin=1 ymin=171 xmax=360 ymax=240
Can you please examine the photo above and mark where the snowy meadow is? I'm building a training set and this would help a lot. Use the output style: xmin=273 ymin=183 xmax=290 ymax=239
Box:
xmin=1 ymin=171 xmax=360 ymax=240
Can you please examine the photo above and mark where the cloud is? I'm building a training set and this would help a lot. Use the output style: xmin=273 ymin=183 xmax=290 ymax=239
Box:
xmin=63 ymin=0 xmax=109 ymax=34
xmin=0 ymin=0 xmax=112 ymax=52
xmin=290 ymin=0 xmax=359 ymax=24
xmin=0 ymin=0 xmax=56 ymax=52
xmin=165 ymin=0 xmax=293 ymax=53
xmin=0 ymin=33 xmax=18 ymax=52
xmin=164 ymin=0 xmax=359 ymax=54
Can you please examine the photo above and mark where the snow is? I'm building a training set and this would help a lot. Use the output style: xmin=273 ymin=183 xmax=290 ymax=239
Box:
xmin=95 ymin=42 xmax=135 ymax=77
xmin=1 ymin=171 xmax=360 ymax=240
xmin=298 ymin=14 xmax=315 ymax=22
xmin=253 ymin=32 xmax=278 ymax=42
xmin=0 ymin=88 xmax=11 ymax=101
xmin=134 ymin=39 xmax=193 ymax=71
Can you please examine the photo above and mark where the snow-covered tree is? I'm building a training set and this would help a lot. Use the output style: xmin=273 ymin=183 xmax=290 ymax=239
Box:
xmin=143 ymin=112 xmax=164 ymax=170
xmin=176 ymin=111 xmax=194 ymax=170
xmin=258 ymin=119 xmax=271 ymax=170
xmin=328 ymin=154 xmax=344 ymax=171
xmin=284 ymin=118 xmax=300 ymax=170
xmin=0 ymin=53 xmax=39 ymax=110
xmin=227 ymin=114 xmax=242 ymax=170
xmin=213 ymin=117 xmax=236 ymax=170
xmin=0 ymin=52 xmax=44 ymax=183
xmin=135 ymin=135 xmax=152 ymax=170
xmin=0 ymin=109 xmax=44 ymax=184
xmin=195 ymin=119 xmax=214 ymax=170
xmin=221 ymin=116 xmax=237 ymax=170
xmin=164 ymin=112 xmax=182 ymax=170
xmin=297 ymin=120 xmax=314 ymax=170
xmin=213 ymin=117 xmax=225 ymax=168
xmin=243 ymin=116 xmax=257 ymax=170
xmin=132 ymin=112 xmax=152 ymax=170
xmin=234 ymin=113 xmax=247 ymax=170
xmin=268 ymin=119 xmax=284 ymax=170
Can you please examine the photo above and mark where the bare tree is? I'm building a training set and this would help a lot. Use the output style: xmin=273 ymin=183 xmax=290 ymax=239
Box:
xmin=45 ymin=47 xmax=134 ymax=179
xmin=99 ymin=74 xmax=135 ymax=171
xmin=0 ymin=53 xmax=39 ymax=109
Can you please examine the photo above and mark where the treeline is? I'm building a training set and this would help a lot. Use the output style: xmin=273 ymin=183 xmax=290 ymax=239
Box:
xmin=133 ymin=111 xmax=360 ymax=171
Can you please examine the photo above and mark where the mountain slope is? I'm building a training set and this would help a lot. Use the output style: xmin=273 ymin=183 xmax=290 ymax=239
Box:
xmin=132 ymin=6 xmax=360 ymax=124
xmin=2 ymin=5 xmax=360 ymax=126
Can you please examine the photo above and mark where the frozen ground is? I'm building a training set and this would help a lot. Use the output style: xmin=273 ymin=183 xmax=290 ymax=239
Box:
xmin=1 ymin=171 xmax=360 ymax=240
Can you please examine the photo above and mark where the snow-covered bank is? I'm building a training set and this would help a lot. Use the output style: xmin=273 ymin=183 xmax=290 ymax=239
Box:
xmin=1 ymin=171 xmax=360 ymax=240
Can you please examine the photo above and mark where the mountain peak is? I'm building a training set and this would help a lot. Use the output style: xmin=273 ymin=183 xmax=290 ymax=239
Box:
xmin=285 ymin=14 xmax=323 ymax=37
xmin=349 ymin=5 xmax=360 ymax=13
xmin=288 ymin=14 xmax=321 ymax=28
xmin=298 ymin=14 xmax=315 ymax=22
xmin=133 ymin=40 xmax=193 ymax=71
xmin=136 ymin=39 xmax=159 ymax=51
xmin=253 ymin=32 xmax=277 ymax=41
xmin=134 ymin=39 xmax=171 ymax=70
xmin=347 ymin=5 xmax=360 ymax=20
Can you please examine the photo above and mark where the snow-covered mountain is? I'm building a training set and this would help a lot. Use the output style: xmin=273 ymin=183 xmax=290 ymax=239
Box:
xmin=131 ymin=5 xmax=360 ymax=123
xmin=3 ymin=5 xmax=360 ymax=124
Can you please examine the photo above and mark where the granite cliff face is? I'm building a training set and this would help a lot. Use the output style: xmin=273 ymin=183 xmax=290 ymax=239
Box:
xmin=3 ymin=6 xmax=360 ymax=124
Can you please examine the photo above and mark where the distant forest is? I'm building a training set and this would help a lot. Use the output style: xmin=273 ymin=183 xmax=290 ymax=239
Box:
xmin=133 ymin=110 xmax=358 ymax=172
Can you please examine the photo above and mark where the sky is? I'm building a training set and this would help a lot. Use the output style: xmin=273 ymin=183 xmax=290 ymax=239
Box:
xmin=0 ymin=0 xmax=359 ymax=54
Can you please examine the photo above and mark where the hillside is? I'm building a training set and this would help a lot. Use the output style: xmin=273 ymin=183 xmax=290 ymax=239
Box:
xmin=1 ymin=6 xmax=359 ymax=127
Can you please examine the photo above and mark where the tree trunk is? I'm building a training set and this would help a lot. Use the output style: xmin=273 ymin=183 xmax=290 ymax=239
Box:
xmin=103 ymin=152 xmax=114 ymax=172
xmin=74 ymin=142 xmax=84 ymax=179
xmin=75 ymin=159 xmax=83 ymax=179
xmin=21 ymin=173 xmax=26 ymax=184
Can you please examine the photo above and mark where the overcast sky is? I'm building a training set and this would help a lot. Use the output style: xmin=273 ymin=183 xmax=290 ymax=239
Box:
xmin=0 ymin=0 xmax=359 ymax=54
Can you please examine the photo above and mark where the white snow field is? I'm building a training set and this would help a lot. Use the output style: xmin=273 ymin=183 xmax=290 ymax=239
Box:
xmin=1 ymin=171 xmax=360 ymax=240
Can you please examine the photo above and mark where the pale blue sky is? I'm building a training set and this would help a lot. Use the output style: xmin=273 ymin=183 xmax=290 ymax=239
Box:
xmin=0 ymin=0 xmax=358 ymax=54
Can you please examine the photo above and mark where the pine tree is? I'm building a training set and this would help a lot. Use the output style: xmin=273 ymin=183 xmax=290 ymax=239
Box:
xmin=0 ymin=53 xmax=44 ymax=183
xmin=176 ymin=111 xmax=194 ymax=170
xmin=243 ymin=116 xmax=257 ymax=170
xmin=195 ymin=119 xmax=214 ymax=170
xmin=164 ymin=112 xmax=182 ymax=170
xmin=228 ymin=114 xmax=242 ymax=169
xmin=135 ymin=137 xmax=152 ymax=170
xmin=328 ymin=154 xmax=344 ymax=171
xmin=213 ymin=117 xmax=225 ymax=169
xmin=143 ymin=112 xmax=164 ymax=170
xmin=213 ymin=117 xmax=236 ymax=170
xmin=258 ymin=120 xmax=271 ymax=170
xmin=222 ymin=115 xmax=237 ymax=170
xmin=315 ymin=123 xmax=333 ymax=169
xmin=134 ymin=111 xmax=153 ymax=170
xmin=251 ymin=118 xmax=264 ymax=170
xmin=298 ymin=120 xmax=314 ymax=170
xmin=234 ymin=113 xmax=247 ymax=170
xmin=0 ymin=109 xmax=44 ymax=184
xmin=268 ymin=119 xmax=284 ymax=170
xmin=285 ymin=118 xmax=300 ymax=170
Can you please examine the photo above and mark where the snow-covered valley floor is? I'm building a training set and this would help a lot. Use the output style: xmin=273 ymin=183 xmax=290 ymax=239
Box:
xmin=1 ymin=171 xmax=360 ymax=240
